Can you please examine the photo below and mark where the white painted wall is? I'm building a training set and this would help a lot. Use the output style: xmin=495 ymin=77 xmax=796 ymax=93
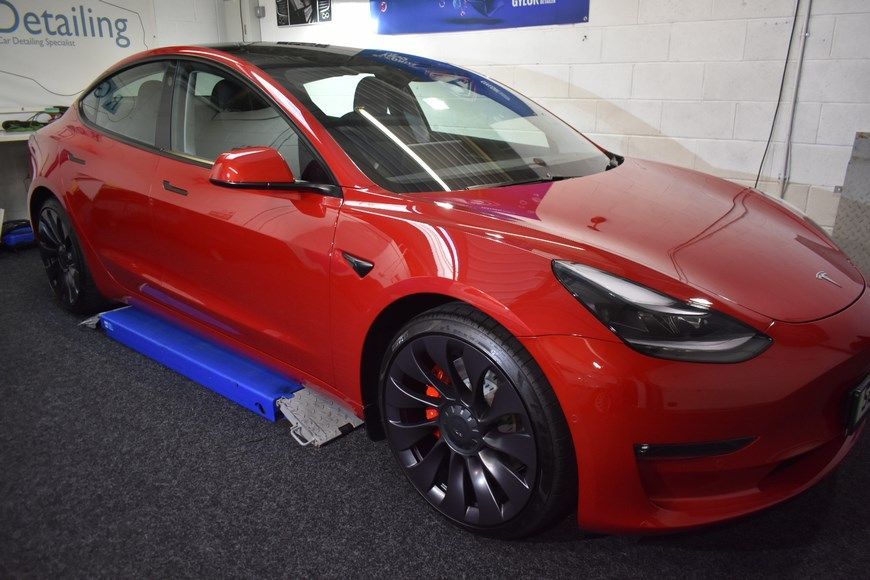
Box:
xmin=0 ymin=0 xmax=224 ymax=115
xmin=259 ymin=0 xmax=870 ymax=229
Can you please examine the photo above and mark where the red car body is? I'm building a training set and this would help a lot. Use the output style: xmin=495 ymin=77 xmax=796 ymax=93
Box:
xmin=27 ymin=44 xmax=869 ymax=533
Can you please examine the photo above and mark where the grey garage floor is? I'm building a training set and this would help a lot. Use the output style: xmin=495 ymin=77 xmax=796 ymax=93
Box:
xmin=1 ymin=247 xmax=868 ymax=578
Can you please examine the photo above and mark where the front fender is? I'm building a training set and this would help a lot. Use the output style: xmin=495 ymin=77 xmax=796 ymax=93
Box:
xmin=328 ymin=190 xmax=617 ymax=404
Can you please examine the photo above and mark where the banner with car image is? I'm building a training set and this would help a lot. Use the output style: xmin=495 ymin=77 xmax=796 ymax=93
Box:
xmin=371 ymin=0 xmax=589 ymax=35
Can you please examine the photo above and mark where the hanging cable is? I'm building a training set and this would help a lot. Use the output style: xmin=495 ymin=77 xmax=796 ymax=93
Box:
xmin=780 ymin=0 xmax=814 ymax=197
xmin=754 ymin=0 xmax=802 ymax=189
xmin=0 ymin=69 xmax=86 ymax=97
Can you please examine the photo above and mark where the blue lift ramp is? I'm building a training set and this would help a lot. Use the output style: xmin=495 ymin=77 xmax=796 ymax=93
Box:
xmin=100 ymin=307 xmax=303 ymax=421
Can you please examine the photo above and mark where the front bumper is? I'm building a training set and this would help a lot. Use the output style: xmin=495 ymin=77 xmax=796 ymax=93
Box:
xmin=522 ymin=287 xmax=870 ymax=533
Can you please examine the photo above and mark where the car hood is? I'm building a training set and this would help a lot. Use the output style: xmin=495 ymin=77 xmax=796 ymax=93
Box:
xmin=416 ymin=159 xmax=865 ymax=323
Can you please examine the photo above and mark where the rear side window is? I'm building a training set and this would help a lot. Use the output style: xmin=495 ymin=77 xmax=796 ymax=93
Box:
xmin=169 ymin=61 xmax=331 ymax=183
xmin=80 ymin=61 xmax=168 ymax=146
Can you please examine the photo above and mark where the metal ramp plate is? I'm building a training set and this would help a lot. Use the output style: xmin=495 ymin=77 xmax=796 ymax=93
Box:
xmin=277 ymin=390 xmax=363 ymax=447
xmin=99 ymin=307 xmax=303 ymax=421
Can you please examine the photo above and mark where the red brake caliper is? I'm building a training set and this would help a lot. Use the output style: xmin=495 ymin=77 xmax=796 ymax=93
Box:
xmin=427 ymin=367 xmax=448 ymax=437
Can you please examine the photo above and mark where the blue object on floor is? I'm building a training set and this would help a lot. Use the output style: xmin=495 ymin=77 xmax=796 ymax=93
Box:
xmin=2 ymin=224 xmax=35 ymax=247
xmin=100 ymin=307 xmax=303 ymax=421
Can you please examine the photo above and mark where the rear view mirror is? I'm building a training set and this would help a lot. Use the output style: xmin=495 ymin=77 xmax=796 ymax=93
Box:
xmin=209 ymin=146 xmax=295 ymax=189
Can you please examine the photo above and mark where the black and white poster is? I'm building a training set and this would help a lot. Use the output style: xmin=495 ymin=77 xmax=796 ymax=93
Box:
xmin=276 ymin=0 xmax=333 ymax=26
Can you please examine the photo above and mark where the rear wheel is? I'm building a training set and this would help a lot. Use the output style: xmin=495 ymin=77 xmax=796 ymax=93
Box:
xmin=36 ymin=198 xmax=107 ymax=314
xmin=379 ymin=303 xmax=576 ymax=538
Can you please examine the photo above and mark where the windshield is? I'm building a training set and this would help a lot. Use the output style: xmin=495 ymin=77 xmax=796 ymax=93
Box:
xmin=257 ymin=48 xmax=612 ymax=192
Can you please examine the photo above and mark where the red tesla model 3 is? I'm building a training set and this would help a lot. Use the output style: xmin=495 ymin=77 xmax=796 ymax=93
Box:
xmin=27 ymin=43 xmax=869 ymax=538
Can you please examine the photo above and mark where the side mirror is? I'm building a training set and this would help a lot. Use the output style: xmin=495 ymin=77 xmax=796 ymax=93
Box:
xmin=209 ymin=146 xmax=295 ymax=189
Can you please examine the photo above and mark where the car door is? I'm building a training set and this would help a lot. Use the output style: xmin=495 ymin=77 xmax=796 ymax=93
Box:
xmin=70 ymin=60 xmax=171 ymax=292
xmin=148 ymin=60 xmax=341 ymax=382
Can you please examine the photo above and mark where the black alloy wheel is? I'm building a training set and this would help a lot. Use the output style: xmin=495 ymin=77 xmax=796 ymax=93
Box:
xmin=36 ymin=198 xmax=106 ymax=313
xmin=380 ymin=303 xmax=576 ymax=538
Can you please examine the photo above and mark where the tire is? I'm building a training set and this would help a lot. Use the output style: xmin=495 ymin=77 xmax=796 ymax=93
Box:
xmin=36 ymin=197 xmax=108 ymax=314
xmin=379 ymin=302 xmax=577 ymax=538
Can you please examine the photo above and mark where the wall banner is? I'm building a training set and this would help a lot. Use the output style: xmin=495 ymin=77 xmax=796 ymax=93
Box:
xmin=0 ymin=0 xmax=150 ymax=111
xmin=371 ymin=0 xmax=589 ymax=35
xmin=276 ymin=0 xmax=332 ymax=27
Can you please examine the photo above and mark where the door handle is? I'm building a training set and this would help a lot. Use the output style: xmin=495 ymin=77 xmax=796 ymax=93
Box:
xmin=162 ymin=180 xmax=188 ymax=196
xmin=67 ymin=152 xmax=86 ymax=165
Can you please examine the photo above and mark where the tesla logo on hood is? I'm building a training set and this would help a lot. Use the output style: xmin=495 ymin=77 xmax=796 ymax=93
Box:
xmin=816 ymin=271 xmax=842 ymax=287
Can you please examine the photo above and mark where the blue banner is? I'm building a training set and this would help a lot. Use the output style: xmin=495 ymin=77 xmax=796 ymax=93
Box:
xmin=371 ymin=0 xmax=589 ymax=35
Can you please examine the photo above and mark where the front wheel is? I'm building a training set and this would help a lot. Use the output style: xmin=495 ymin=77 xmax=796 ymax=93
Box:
xmin=379 ymin=303 xmax=577 ymax=538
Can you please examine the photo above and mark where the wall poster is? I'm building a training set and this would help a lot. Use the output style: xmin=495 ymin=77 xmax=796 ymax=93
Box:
xmin=276 ymin=0 xmax=333 ymax=26
xmin=371 ymin=0 xmax=589 ymax=35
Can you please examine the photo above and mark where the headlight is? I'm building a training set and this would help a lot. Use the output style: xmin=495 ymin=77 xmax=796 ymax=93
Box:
xmin=552 ymin=261 xmax=771 ymax=363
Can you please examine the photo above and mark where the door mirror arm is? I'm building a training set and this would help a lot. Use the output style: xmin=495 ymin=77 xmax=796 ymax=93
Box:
xmin=212 ymin=179 xmax=341 ymax=197
xmin=284 ymin=182 xmax=343 ymax=197
xmin=209 ymin=146 xmax=341 ymax=197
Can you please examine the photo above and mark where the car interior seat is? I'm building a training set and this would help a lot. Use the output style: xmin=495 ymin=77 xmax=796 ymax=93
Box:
xmin=118 ymin=79 xmax=163 ymax=144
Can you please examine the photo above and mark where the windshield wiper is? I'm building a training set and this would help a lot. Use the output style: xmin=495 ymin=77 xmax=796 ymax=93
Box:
xmin=465 ymin=175 xmax=572 ymax=190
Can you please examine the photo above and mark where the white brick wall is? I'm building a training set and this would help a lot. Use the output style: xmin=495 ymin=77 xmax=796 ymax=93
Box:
xmin=661 ymin=102 xmax=736 ymax=139
xmin=569 ymin=64 xmax=633 ymax=98
xmin=669 ymin=20 xmax=746 ymax=61
xmin=633 ymin=63 xmax=705 ymax=100
xmin=515 ymin=65 xmax=571 ymax=98
xmin=602 ymin=24 xmax=671 ymax=62
xmin=258 ymin=0 xmax=870 ymax=226
xmin=154 ymin=0 xmax=223 ymax=46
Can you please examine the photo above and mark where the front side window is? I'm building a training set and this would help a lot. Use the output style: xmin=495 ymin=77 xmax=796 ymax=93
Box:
xmin=80 ymin=61 xmax=168 ymax=146
xmin=257 ymin=50 xmax=612 ymax=193
xmin=169 ymin=62 xmax=330 ymax=182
